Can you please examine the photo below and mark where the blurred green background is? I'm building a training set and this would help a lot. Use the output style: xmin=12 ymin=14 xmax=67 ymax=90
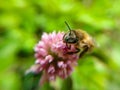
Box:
xmin=0 ymin=0 xmax=120 ymax=90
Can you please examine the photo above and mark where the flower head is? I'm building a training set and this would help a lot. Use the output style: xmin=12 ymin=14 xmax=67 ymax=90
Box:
xmin=30 ymin=32 xmax=79 ymax=85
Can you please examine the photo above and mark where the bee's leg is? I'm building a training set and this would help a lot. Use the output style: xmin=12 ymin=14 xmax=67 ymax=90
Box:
xmin=67 ymin=47 xmax=80 ymax=54
xmin=66 ymin=43 xmax=71 ymax=49
xmin=75 ymin=48 xmax=80 ymax=53
xmin=79 ymin=46 xmax=88 ymax=58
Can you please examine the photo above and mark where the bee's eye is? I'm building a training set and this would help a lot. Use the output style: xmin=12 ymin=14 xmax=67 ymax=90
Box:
xmin=65 ymin=37 xmax=78 ymax=43
xmin=63 ymin=30 xmax=78 ymax=43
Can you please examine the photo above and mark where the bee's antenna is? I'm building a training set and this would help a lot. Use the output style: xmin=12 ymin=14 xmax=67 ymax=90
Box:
xmin=65 ymin=21 xmax=72 ymax=34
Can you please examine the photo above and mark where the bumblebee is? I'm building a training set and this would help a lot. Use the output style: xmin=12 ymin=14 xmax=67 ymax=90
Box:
xmin=63 ymin=21 xmax=94 ymax=57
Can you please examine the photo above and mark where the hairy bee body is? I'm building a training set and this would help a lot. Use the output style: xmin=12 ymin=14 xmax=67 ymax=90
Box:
xmin=74 ymin=29 xmax=94 ymax=50
xmin=63 ymin=22 xmax=94 ymax=57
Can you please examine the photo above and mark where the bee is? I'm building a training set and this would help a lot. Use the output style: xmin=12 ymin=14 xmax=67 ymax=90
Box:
xmin=63 ymin=21 xmax=95 ymax=57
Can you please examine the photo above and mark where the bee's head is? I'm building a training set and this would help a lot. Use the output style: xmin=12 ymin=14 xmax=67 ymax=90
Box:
xmin=63 ymin=30 xmax=79 ymax=43
xmin=63 ymin=21 xmax=79 ymax=44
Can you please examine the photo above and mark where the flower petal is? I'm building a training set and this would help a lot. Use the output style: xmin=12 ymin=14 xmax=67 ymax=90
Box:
xmin=48 ymin=65 xmax=55 ymax=74
xmin=45 ymin=55 xmax=53 ymax=63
